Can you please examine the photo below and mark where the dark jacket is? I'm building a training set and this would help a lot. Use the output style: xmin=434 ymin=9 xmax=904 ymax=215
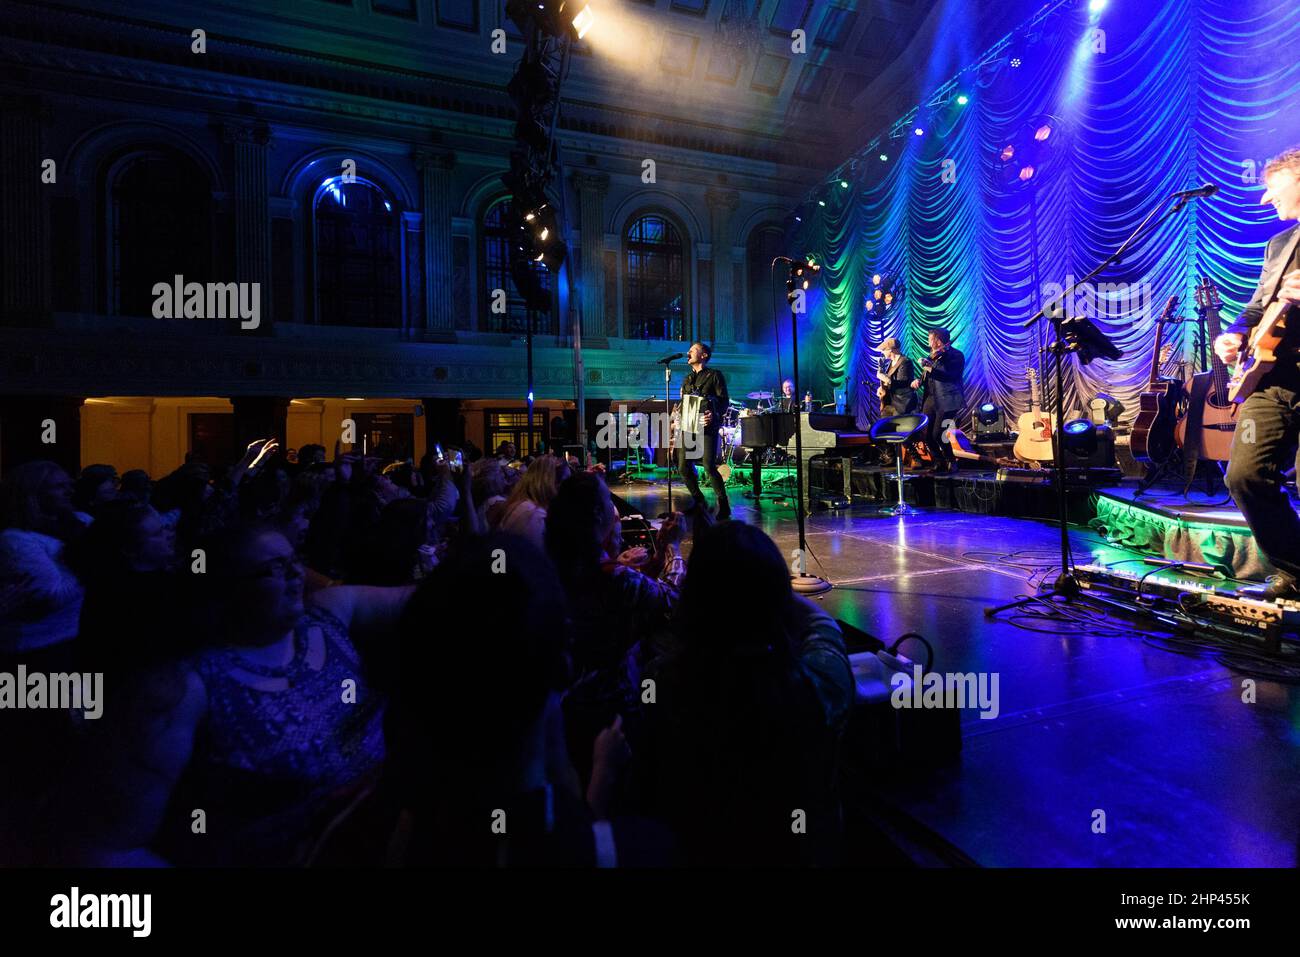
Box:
xmin=922 ymin=346 xmax=965 ymax=411
xmin=680 ymin=366 xmax=729 ymax=435
xmin=1227 ymin=223 xmax=1300 ymax=344
xmin=879 ymin=356 xmax=918 ymax=414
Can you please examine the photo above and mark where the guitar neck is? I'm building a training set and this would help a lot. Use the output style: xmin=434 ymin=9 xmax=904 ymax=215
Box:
xmin=1147 ymin=321 xmax=1166 ymax=389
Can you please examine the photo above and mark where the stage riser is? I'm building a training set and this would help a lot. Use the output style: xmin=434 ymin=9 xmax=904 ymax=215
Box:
xmin=1090 ymin=495 xmax=1275 ymax=581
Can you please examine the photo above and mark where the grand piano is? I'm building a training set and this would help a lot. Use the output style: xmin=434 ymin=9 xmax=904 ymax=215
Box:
xmin=740 ymin=410 xmax=873 ymax=510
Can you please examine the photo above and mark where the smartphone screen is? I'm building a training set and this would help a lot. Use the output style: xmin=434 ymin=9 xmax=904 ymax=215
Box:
xmin=434 ymin=443 xmax=445 ymax=464
xmin=450 ymin=450 xmax=464 ymax=472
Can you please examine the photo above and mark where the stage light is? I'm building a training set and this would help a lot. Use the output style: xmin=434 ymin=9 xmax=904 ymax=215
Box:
xmin=973 ymin=402 xmax=1009 ymax=437
xmin=840 ymin=180 xmax=849 ymax=188
xmin=872 ymin=274 xmax=881 ymax=285
xmin=879 ymin=153 xmax=888 ymax=162
xmin=865 ymin=299 xmax=874 ymax=311
xmin=794 ymin=215 xmax=802 ymax=223
xmin=1000 ymin=144 xmax=1015 ymax=162
xmin=874 ymin=289 xmax=883 ymax=300
xmin=818 ymin=199 xmax=826 ymax=207
xmin=1089 ymin=393 xmax=1125 ymax=425
xmin=1018 ymin=165 xmax=1036 ymax=181
xmin=572 ymin=3 xmax=595 ymax=39
xmin=1010 ymin=57 xmax=1022 ymax=67
xmin=1088 ymin=0 xmax=1108 ymax=12
xmin=956 ymin=94 xmax=969 ymax=106
xmin=914 ymin=126 xmax=924 ymax=136
xmin=1062 ymin=418 xmax=1097 ymax=455
xmin=507 ymin=0 xmax=595 ymax=40
xmin=1034 ymin=123 xmax=1053 ymax=142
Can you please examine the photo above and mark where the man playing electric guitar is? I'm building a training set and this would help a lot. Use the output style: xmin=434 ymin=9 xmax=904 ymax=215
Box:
xmin=1215 ymin=147 xmax=1300 ymax=600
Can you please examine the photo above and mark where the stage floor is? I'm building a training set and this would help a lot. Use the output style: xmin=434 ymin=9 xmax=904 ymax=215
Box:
xmin=618 ymin=481 xmax=1300 ymax=867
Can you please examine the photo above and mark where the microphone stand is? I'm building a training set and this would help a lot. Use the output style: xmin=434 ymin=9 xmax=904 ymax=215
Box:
xmin=986 ymin=191 xmax=1196 ymax=616
xmin=661 ymin=357 xmax=675 ymax=519
xmin=784 ymin=260 xmax=832 ymax=595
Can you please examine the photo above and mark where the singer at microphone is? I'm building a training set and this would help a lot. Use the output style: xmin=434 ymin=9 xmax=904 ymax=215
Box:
xmin=675 ymin=340 xmax=731 ymax=521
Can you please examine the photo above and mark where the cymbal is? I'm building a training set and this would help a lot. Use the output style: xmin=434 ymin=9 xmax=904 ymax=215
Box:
xmin=747 ymin=390 xmax=774 ymax=400
xmin=728 ymin=399 xmax=746 ymax=407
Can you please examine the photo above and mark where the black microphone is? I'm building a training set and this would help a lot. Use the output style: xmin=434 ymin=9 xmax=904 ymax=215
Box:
xmin=1170 ymin=183 xmax=1218 ymax=200
xmin=657 ymin=353 xmax=684 ymax=364
xmin=776 ymin=255 xmax=822 ymax=272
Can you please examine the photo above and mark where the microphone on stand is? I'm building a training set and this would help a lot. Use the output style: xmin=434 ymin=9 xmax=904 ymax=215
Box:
xmin=776 ymin=255 xmax=822 ymax=273
xmin=657 ymin=353 xmax=684 ymax=364
xmin=1169 ymin=183 xmax=1218 ymax=200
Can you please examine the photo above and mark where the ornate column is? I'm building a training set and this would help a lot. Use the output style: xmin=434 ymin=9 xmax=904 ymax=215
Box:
xmin=572 ymin=171 xmax=610 ymax=342
xmin=705 ymin=188 xmax=740 ymax=345
xmin=415 ymin=149 xmax=456 ymax=339
xmin=223 ymin=122 xmax=273 ymax=330
xmin=1 ymin=97 xmax=51 ymax=325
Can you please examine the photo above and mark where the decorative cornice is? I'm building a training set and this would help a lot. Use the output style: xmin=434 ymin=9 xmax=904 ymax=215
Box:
xmin=704 ymin=188 xmax=741 ymax=215
xmin=219 ymin=120 xmax=273 ymax=147
xmin=570 ymin=170 xmax=610 ymax=195
xmin=413 ymin=147 xmax=456 ymax=172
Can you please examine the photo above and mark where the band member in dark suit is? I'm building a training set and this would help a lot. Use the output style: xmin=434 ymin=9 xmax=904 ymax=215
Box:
xmin=1217 ymin=148 xmax=1300 ymax=600
xmin=876 ymin=337 xmax=918 ymax=415
xmin=911 ymin=327 xmax=965 ymax=474
xmin=676 ymin=341 xmax=731 ymax=521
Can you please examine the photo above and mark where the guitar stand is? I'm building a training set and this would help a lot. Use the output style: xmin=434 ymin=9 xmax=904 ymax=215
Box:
xmin=1135 ymin=446 xmax=1184 ymax=497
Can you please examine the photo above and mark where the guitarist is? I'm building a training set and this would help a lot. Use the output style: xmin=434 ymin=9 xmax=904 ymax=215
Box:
xmin=911 ymin=327 xmax=966 ymax=474
xmin=1215 ymin=147 xmax=1300 ymax=600
xmin=876 ymin=337 xmax=919 ymax=416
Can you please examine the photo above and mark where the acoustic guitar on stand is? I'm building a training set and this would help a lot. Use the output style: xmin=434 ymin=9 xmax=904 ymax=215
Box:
xmin=1012 ymin=368 xmax=1056 ymax=463
xmin=1130 ymin=294 xmax=1183 ymax=465
xmin=1173 ymin=276 xmax=1236 ymax=461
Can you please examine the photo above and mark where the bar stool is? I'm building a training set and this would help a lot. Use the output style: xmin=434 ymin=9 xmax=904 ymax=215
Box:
xmin=870 ymin=413 xmax=929 ymax=516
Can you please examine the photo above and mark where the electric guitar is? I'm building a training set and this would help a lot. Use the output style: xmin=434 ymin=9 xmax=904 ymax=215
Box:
xmin=1130 ymin=295 xmax=1183 ymax=464
xmin=1174 ymin=277 xmax=1236 ymax=462
xmin=1012 ymin=368 xmax=1056 ymax=463
xmin=1228 ymin=260 xmax=1300 ymax=404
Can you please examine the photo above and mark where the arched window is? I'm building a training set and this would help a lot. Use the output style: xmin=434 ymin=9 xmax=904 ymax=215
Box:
xmin=480 ymin=196 xmax=554 ymax=334
xmin=746 ymin=224 xmax=786 ymax=344
xmin=313 ymin=176 xmax=401 ymax=328
xmin=624 ymin=213 xmax=686 ymax=341
xmin=106 ymin=149 xmax=212 ymax=317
